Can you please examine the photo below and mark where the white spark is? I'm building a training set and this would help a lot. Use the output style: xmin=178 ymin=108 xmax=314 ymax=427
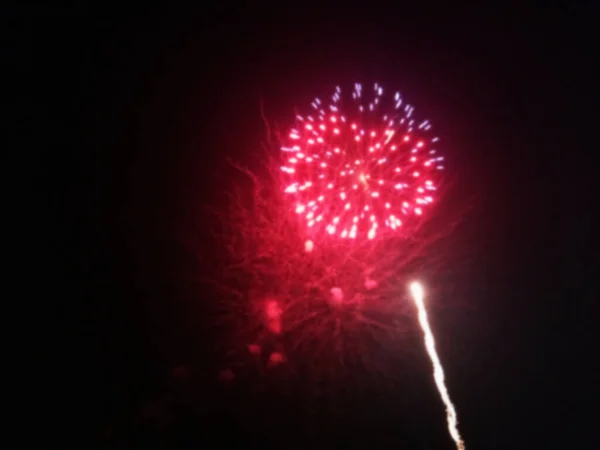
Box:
xmin=409 ymin=282 xmax=466 ymax=450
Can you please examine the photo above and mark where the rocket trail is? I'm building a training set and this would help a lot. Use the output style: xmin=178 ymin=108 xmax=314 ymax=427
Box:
xmin=410 ymin=281 xmax=465 ymax=450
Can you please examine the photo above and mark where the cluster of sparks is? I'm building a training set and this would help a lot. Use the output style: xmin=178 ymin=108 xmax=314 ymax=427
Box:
xmin=280 ymin=82 xmax=444 ymax=242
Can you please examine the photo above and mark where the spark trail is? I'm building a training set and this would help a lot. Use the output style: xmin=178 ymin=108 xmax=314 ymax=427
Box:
xmin=409 ymin=281 xmax=465 ymax=450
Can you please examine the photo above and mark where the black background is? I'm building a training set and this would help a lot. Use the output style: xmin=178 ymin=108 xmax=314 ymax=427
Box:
xmin=14 ymin=3 xmax=600 ymax=449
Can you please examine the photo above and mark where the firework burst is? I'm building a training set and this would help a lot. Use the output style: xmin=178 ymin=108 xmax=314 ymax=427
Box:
xmin=205 ymin=82 xmax=469 ymax=449
xmin=212 ymin=82 xmax=458 ymax=398
xmin=280 ymin=82 xmax=444 ymax=244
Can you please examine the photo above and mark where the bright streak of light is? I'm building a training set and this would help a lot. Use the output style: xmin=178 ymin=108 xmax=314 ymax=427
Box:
xmin=409 ymin=281 xmax=466 ymax=450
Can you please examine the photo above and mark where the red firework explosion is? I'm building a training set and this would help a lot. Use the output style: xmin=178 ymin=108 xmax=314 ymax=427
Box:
xmin=209 ymin=83 xmax=457 ymax=391
xmin=280 ymin=82 xmax=444 ymax=242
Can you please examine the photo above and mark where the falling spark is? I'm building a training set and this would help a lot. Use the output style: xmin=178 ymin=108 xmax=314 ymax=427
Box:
xmin=409 ymin=281 xmax=465 ymax=450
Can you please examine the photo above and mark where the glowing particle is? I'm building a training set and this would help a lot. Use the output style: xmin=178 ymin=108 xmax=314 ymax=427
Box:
xmin=330 ymin=287 xmax=344 ymax=306
xmin=248 ymin=344 xmax=261 ymax=355
xmin=304 ymin=240 xmax=314 ymax=252
xmin=268 ymin=352 xmax=285 ymax=366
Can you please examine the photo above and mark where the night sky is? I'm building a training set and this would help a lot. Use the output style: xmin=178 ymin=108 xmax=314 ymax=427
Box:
xmin=19 ymin=4 xmax=599 ymax=449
